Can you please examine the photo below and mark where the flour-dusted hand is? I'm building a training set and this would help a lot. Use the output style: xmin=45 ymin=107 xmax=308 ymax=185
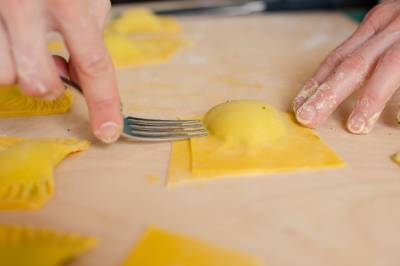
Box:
xmin=293 ymin=0 xmax=400 ymax=134
xmin=0 ymin=0 xmax=122 ymax=143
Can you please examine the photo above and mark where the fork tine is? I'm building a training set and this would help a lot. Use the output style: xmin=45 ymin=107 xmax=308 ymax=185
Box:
xmin=126 ymin=124 xmax=208 ymax=133
xmin=127 ymin=121 xmax=204 ymax=128
xmin=60 ymin=76 xmax=209 ymax=142
xmin=126 ymin=116 xmax=203 ymax=126
xmin=123 ymin=116 xmax=208 ymax=141
xmin=123 ymin=130 xmax=208 ymax=141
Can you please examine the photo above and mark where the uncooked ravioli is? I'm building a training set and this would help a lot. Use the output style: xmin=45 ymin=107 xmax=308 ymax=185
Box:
xmin=48 ymin=8 xmax=188 ymax=67
xmin=0 ymin=224 xmax=96 ymax=266
xmin=0 ymin=136 xmax=89 ymax=209
xmin=168 ymin=100 xmax=344 ymax=185
xmin=123 ymin=226 xmax=263 ymax=266
xmin=0 ymin=85 xmax=72 ymax=117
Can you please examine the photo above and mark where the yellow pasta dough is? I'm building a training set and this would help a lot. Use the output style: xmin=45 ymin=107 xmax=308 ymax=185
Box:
xmin=105 ymin=8 xmax=181 ymax=34
xmin=123 ymin=226 xmax=263 ymax=266
xmin=48 ymin=8 xmax=188 ymax=67
xmin=168 ymin=100 xmax=344 ymax=185
xmin=0 ymin=136 xmax=90 ymax=209
xmin=0 ymin=85 xmax=73 ymax=117
xmin=0 ymin=224 xmax=96 ymax=266
xmin=104 ymin=34 xmax=187 ymax=67
xmin=393 ymin=152 xmax=400 ymax=165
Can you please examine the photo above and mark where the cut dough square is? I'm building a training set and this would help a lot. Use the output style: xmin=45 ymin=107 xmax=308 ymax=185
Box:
xmin=190 ymin=114 xmax=343 ymax=176
xmin=123 ymin=226 xmax=263 ymax=266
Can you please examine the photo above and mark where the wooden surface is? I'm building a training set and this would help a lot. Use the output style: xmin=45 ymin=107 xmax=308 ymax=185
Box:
xmin=1 ymin=12 xmax=400 ymax=266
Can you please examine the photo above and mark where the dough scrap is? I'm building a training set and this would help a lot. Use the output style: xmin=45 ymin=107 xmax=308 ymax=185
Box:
xmin=0 ymin=85 xmax=73 ymax=117
xmin=0 ymin=136 xmax=90 ymax=209
xmin=168 ymin=100 xmax=344 ymax=185
xmin=0 ymin=224 xmax=96 ymax=266
xmin=48 ymin=8 xmax=188 ymax=67
xmin=123 ymin=226 xmax=263 ymax=266
xmin=393 ymin=152 xmax=400 ymax=165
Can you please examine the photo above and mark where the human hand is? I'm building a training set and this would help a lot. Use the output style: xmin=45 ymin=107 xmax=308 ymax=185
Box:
xmin=0 ymin=0 xmax=122 ymax=143
xmin=293 ymin=0 xmax=400 ymax=134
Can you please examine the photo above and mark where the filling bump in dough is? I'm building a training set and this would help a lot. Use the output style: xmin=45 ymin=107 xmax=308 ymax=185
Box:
xmin=168 ymin=100 xmax=344 ymax=185
xmin=0 ymin=85 xmax=72 ymax=117
xmin=0 ymin=224 xmax=96 ymax=266
xmin=123 ymin=226 xmax=263 ymax=266
xmin=0 ymin=136 xmax=90 ymax=209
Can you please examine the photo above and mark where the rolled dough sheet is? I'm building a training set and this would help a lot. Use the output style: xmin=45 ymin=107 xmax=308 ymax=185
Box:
xmin=168 ymin=100 xmax=344 ymax=185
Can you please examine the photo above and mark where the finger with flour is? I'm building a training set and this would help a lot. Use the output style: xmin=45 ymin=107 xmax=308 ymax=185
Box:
xmin=347 ymin=41 xmax=400 ymax=133
xmin=296 ymin=15 xmax=400 ymax=128
xmin=292 ymin=2 xmax=400 ymax=112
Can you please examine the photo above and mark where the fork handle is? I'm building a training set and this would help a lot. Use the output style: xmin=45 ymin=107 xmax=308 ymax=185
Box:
xmin=60 ymin=75 xmax=83 ymax=94
xmin=60 ymin=75 xmax=125 ymax=113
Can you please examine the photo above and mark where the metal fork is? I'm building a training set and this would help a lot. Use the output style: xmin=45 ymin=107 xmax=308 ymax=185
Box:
xmin=60 ymin=76 xmax=208 ymax=141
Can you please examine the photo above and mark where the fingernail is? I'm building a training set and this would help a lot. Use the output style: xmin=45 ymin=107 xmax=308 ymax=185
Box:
xmin=95 ymin=122 xmax=121 ymax=143
xmin=348 ymin=113 xmax=366 ymax=134
xmin=20 ymin=78 xmax=54 ymax=99
xmin=293 ymin=79 xmax=319 ymax=112
xmin=296 ymin=104 xmax=316 ymax=124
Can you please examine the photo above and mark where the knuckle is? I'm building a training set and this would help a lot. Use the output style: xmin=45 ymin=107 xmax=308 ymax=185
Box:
xmin=102 ymin=0 xmax=111 ymax=14
xmin=1 ymin=0 xmax=23 ymax=12
xmin=324 ymin=50 xmax=344 ymax=68
xmin=382 ymin=48 xmax=400 ymax=65
xmin=51 ymin=0 xmax=81 ymax=21
xmin=359 ymin=18 xmax=378 ymax=35
xmin=365 ymin=4 xmax=387 ymax=21
xmin=0 ymin=0 xmax=29 ymax=21
xmin=51 ymin=0 xmax=74 ymax=9
xmin=75 ymin=51 xmax=112 ymax=78
xmin=89 ymin=96 xmax=118 ymax=111
xmin=361 ymin=3 xmax=391 ymax=34
xmin=343 ymin=53 xmax=367 ymax=70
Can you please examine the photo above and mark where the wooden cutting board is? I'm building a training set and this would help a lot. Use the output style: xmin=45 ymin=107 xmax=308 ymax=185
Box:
xmin=1 ymin=11 xmax=399 ymax=266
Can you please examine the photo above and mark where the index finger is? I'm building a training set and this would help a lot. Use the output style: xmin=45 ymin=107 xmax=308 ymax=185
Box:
xmin=56 ymin=5 xmax=122 ymax=143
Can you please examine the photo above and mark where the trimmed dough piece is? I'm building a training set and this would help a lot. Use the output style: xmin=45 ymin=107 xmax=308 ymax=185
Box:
xmin=0 ymin=85 xmax=72 ymax=117
xmin=393 ymin=152 xmax=400 ymax=165
xmin=0 ymin=224 xmax=96 ymax=266
xmin=123 ymin=226 xmax=263 ymax=266
xmin=168 ymin=100 xmax=344 ymax=185
xmin=0 ymin=136 xmax=90 ymax=209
